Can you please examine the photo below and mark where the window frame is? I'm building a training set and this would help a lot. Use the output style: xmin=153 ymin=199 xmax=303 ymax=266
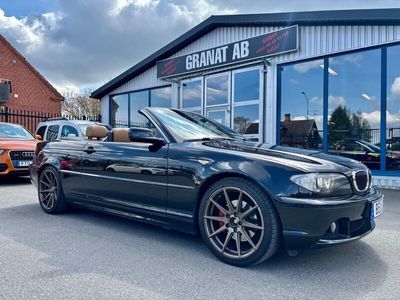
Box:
xmin=232 ymin=66 xmax=263 ymax=140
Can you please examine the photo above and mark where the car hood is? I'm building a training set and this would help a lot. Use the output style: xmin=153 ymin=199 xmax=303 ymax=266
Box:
xmin=201 ymin=139 xmax=366 ymax=173
xmin=0 ymin=139 xmax=38 ymax=150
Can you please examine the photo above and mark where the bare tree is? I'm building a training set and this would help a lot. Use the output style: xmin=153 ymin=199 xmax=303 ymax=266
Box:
xmin=62 ymin=88 xmax=101 ymax=119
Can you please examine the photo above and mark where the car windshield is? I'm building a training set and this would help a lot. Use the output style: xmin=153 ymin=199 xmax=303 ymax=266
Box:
xmin=357 ymin=140 xmax=380 ymax=153
xmin=0 ymin=123 xmax=34 ymax=139
xmin=149 ymin=108 xmax=235 ymax=142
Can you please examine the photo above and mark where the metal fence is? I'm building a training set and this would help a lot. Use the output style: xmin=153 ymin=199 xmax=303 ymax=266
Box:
xmin=0 ymin=107 xmax=101 ymax=134
xmin=281 ymin=128 xmax=400 ymax=150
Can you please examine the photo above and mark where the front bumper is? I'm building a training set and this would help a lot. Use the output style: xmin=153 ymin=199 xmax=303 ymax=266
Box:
xmin=275 ymin=188 xmax=383 ymax=250
xmin=0 ymin=151 xmax=30 ymax=176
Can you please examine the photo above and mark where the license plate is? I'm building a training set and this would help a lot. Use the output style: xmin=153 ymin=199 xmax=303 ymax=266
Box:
xmin=14 ymin=160 xmax=32 ymax=168
xmin=371 ymin=198 xmax=384 ymax=219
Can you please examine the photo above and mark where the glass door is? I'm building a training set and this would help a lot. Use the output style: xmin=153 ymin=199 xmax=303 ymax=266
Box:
xmin=232 ymin=66 xmax=263 ymax=141
xmin=180 ymin=77 xmax=203 ymax=114
xmin=205 ymin=72 xmax=230 ymax=126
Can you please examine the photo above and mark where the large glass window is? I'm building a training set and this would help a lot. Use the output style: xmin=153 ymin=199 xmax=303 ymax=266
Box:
xmin=206 ymin=73 xmax=230 ymax=106
xmin=130 ymin=91 xmax=148 ymax=128
xmin=328 ymin=49 xmax=381 ymax=170
xmin=111 ymin=94 xmax=129 ymax=128
xmin=234 ymin=69 xmax=260 ymax=102
xmin=111 ymin=86 xmax=172 ymax=128
xmin=279 ymin=59 xmax=324 ymax=149
xmin=151 ymin=86 xmax=172 ymax=108
xmin=181 ymin=79 xmax=202 ymax=110
xmin=386 ymin=45 xmax=400 ymax=170
xmin=180 ymin=67 xmax=262 ymax=140
xmin=278 ymin=45 xmax=400 ymax=173
xmin=233 ymin=68 xmax=262 ymax=139
xmin=233 ymin=104 xmax=259 ymax=136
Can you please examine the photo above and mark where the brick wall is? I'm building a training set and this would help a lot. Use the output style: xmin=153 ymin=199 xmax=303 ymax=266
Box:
xmin=0 ymin=36 xmax=62 ymax=115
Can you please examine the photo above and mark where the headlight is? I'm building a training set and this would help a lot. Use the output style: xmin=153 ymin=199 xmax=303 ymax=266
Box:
xmin=290 ymin=173 xmax=352 ymax=196
xmin=0 ymin=149 xmax=5 ymax=155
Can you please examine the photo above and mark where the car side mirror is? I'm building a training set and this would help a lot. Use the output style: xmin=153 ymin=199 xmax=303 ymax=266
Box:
xmin=36 ymin=134 xmax=43 ymax=140
xmin=128 ymin=127 xmax=166 ymax=147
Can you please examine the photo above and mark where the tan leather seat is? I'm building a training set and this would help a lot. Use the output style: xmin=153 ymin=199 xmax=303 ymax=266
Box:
xmin=112 ymin=128 xmax=130 ymax=142
xmin=86 ymin=125 xmax=109 ymax=140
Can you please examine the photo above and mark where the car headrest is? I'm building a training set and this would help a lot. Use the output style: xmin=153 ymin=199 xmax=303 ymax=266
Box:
xmin=112 ymin=128 xmax=130 ymax=143
xmin=86 ymin=125 xmax=108 ymax=140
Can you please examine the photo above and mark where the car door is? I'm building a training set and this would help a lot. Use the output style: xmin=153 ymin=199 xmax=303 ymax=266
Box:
xmin=79 ymin=128 xmax=168 ymax=213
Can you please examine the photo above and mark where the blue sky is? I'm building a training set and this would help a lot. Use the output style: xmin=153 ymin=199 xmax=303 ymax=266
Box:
xmin=0 ymin=0 xmax=57 ymax=17
xmin=1 ymin=0 xmax=400 ymax=95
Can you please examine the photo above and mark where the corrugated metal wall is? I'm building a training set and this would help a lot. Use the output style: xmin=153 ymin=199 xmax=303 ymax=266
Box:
xmin=107 ymin=25 xmax=400 ymax=97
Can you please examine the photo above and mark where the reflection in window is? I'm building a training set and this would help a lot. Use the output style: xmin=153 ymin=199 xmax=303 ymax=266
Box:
xmin=151 ymin=86 xmax=172 ymax=108
xmin=206 ymin=74 xmax=229 ymax=106
xmin=207 ymin=110 xmax=227 ymax=125
xmin=234 ymin=69 xmax=260 ymax=102
xmin=182 ymin=79 xmax=202 ymax=109
xmin=328 ymin=49 xmax=381 ymax=170
xmin=111 ymin=94 xmax=129 ymax=128
xmin=386 ymin=45 xmax=400 ymax=170
xmin=280 ymin=59 xmax=323 ymax=149
xmin=130 ymin=91 xmax=149 ymax=128
xmin=234 ymin=104 xmax=259 ymax=136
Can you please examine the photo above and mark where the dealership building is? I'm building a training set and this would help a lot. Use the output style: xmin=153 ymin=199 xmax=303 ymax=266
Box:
xmin=91 ymin=9 xmax=400 ymax=189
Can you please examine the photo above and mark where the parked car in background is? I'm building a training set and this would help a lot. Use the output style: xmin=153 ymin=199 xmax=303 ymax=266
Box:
xmin=35 ymin=118 xmax=111 ymax=141
xmin=30 ymin=108 xmax=383 ymax=267
xmin=329 ymin=138 xmax=400 ymax=170
xmin=0 ymin=122 xmax=38 ymax=176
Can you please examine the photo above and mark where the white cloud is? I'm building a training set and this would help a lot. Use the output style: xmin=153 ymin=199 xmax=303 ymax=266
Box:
xmin=343 ymin=53 xmax=363 ymax=67
xmin=390 ymin=77 xmax=400 ymax=99
xmin=293 ymin=60 xmax=323 ymax=73
xmin=360 ymin=110 xmax=400 ymax=129
xmin=1 ymin=0 xmax=400 ymax=92
xmin=328 ymin=95 xmax=346 ymax=106
xmin=289 ymin=78 xmax=300 ymax=85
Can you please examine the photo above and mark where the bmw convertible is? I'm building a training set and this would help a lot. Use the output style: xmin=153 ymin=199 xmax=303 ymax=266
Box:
xmin=30 ymin=108 xmax=384 ymax=266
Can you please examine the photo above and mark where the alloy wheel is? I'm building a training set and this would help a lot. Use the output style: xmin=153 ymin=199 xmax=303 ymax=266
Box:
xmin=203 ymin=187 xmax=265 ymax=259
xmin=39 ymin=169 xmax=59 ymax=210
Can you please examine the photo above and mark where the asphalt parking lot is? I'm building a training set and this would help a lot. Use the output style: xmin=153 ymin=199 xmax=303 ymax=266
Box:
xmin=0 ymin=177 xmax=399 ymax=300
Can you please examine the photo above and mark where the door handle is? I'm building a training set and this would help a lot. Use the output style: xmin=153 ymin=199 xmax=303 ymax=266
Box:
xmin=84 ymin=146 xmax=96 ymax=154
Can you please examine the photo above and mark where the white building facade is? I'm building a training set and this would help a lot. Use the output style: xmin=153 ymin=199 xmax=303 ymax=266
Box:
xmin=92 ymin=9 xmax=400 ymax=189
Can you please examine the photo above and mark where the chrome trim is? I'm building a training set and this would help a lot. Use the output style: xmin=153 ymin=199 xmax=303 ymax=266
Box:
xmin=352 ymin=170 xmax=370 ymax=193
xmin=60 ymin=169 xmax=195 ymax=190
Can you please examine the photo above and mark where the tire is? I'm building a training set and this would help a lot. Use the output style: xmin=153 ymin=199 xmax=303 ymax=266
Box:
xmin=198 ymin=178 xmax=280 ymax=267
xmin=38 ymin=166 xmax=68 ymax=214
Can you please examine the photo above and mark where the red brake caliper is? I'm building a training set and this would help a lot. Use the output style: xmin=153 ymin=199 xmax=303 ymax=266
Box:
xmin=218 ymin=210 xmax=225 ymax=228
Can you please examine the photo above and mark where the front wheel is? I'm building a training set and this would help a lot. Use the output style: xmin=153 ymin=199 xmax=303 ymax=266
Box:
xmin=198 ymin=178 xmax=280 ymax=267
xmin=38 ymin=166 xmax=68 ymax=214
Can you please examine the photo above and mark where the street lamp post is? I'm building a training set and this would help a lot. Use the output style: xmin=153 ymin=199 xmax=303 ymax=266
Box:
xmin=301 ymin=91 xmax=309 ymax=120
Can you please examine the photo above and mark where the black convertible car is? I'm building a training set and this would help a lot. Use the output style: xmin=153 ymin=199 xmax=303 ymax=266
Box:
xmin=30 ymin=108 xmax=383 ymax=266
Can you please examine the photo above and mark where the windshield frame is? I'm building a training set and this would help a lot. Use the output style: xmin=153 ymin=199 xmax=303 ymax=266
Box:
xmin=144 ymin=107 xmax=242 ymax=143
xmin=0 ymin=123 xmax=35 ymax=140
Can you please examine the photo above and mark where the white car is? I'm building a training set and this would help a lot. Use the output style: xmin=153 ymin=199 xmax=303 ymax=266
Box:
xmin=36 ymin=118 xmax=111 ymax=141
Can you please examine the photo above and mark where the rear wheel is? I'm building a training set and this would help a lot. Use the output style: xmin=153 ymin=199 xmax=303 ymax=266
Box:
xmin=38 ymin=166 xmax=68 ymax=214
xmin=198 ymin=178 xmax=280 ymax=267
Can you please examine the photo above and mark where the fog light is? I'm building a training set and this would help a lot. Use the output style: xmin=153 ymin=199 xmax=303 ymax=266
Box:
xmin=330 ymin=222 xmax=337 ymax=233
